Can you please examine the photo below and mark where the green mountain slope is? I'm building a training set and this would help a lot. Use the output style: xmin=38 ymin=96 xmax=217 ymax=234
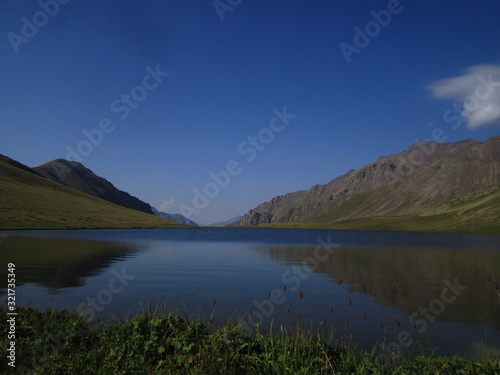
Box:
xmin=34 ymin=159 xmax=155 ymax=215
xmin=0 ymin=155 xmax=186 ymax=230
xmin=261 ymin=187 xmax=500 ymax=233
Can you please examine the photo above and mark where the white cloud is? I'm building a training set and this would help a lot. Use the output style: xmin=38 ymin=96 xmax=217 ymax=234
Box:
xmin=159 ymin=198 xmax=176 ymax=212
xmin=429 ymin=64 xmax=500 ymax=129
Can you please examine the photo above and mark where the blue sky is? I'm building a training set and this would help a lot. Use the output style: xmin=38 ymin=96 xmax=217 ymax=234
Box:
xmin=1 ymin=0 xmax=500 ymax=224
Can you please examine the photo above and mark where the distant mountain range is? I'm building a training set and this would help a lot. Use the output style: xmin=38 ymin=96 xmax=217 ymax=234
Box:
xmin=151 ymin=207 xmax=199 ymax=227
xmin=207 ymin=215 xmax=242 ymax=227
xmin=232 ymin=136 xmax=500 ymax=233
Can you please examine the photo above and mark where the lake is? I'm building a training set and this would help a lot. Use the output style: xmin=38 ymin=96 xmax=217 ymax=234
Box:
xmin=1 ymin=228 xmax=499 ymax=359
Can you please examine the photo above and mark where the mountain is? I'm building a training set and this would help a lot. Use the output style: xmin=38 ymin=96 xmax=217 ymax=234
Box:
xmin=208 ymin=215 xmax=242 ymax=227
xmin=0 ymin=155 xmax=42 ymax=177
xmin=233 ymin=136 xmax=500 ymax=233
xmin=151 ymin=207 xmax=198 ymax=227
xmin=34 ymin=159 xmax=154 ymax=215
xmin=0 ymin=155 xmax=184 ymax=230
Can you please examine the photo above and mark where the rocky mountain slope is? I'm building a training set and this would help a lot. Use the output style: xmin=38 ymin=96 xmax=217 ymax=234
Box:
xmin=233 ymin=136 xmax=500 ymax=232
xmin=34 ymin=159 xmax=154 ymax=215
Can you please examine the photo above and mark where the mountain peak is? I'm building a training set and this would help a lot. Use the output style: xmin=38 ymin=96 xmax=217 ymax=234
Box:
xmin=34 ymin=159 xmax=154 ymax=215
xmin=0 ymin=155 xmax=183 ymax=230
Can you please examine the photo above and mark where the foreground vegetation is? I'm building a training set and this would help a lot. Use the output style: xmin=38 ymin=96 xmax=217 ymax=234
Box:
xmin=0 ymin=156 xmax=186 ymax=230
xmin=1 ymin=307 xmax=499 ymax=374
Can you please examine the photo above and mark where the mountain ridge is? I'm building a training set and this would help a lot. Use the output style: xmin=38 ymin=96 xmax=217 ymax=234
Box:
xmin=232 ymin=136 xmax=500 ymax=232
xmin=0 ymin=155 xmax=184 ymax=230
xmin=34 ymin=159 xmax=154 ymax=215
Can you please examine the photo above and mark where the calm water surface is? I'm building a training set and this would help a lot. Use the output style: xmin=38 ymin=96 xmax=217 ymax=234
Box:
xmin=1 ymin=228 xmax=499 ymax=359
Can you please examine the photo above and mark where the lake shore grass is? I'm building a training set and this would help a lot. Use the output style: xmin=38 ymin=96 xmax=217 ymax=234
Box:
xmin=2 ymin=306 xmax=499 ymax=374
xmin=253 ymin=213 xmax=500 ymax=234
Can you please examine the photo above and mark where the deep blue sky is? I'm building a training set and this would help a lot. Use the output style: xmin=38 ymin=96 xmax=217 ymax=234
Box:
xmin=1 ymin=1 xmax=500 ymax=224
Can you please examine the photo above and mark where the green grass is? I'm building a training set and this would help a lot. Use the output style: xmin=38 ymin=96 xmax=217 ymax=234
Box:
xmin=1 ymin=306 xmax=498 ymax=374
xmin=259 ymin=188 xmax=500 ymax=234
xmin=260 ymin=214 xmax=500 ymax=234
xmin=0 ymin=157 xmax=188 ymax=230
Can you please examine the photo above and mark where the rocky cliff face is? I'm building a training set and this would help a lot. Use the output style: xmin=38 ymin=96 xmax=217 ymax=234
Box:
xmin=233 ymin=136 xmax=500 ymax=226
xmin=34 ymin=159 xmax=154 ymax=215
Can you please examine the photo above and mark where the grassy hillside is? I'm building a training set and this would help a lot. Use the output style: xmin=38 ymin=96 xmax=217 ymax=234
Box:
xmin=0 ymin=157 xmax=187 ymax=230
xmin=260 ymin=187 xmax=500 ymax=234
